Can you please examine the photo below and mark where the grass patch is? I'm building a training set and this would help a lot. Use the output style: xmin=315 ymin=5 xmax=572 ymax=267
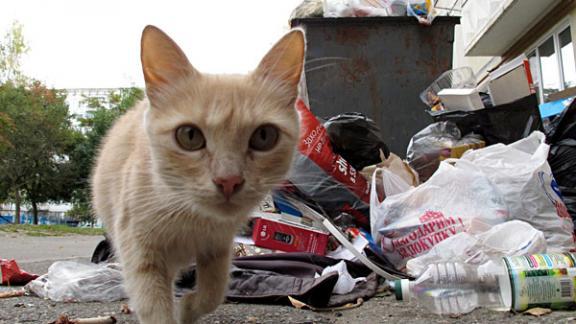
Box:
xmin=0 ymin=224 xmax=105 ymax=236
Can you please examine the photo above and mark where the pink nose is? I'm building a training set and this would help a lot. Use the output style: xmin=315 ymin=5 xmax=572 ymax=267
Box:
xmin=213 ymin=175 xmax=245 ymax=199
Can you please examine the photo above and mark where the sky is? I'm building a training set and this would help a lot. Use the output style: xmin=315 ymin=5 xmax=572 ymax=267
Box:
xmin=0 ymin=0 xmax=302 ymax=89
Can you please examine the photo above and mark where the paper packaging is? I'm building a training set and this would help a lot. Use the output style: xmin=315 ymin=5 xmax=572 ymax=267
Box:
xmin=252 ymin=217 xmax=329 ymax=255
xmin=488 ymin=54 xmax=535 ymax=106
xmin=437 ymin=88 xmax=484 ymax=112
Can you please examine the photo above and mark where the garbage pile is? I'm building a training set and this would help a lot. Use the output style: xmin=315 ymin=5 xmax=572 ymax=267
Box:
xmin=291 ymin=0 xmax=437 ymax=24
xmin=4 ymin=14 xmax=576 ymax=321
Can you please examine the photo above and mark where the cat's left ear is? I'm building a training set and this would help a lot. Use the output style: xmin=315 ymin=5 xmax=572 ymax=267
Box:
xmin=253 ymin=29 xmax=305 ymax=89
xmin=141 ymin=25 xmax=199 ymax=102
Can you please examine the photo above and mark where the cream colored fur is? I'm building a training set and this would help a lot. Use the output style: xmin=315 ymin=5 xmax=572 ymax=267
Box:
xmin=92 ymin=26 xmax=304 ymax=324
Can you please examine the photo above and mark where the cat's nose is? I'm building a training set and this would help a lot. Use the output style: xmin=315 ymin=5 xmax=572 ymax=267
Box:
xmin=213 ymin=175 xmax=245 ymax=200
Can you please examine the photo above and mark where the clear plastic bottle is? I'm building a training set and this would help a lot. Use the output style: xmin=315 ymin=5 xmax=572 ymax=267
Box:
xmin=394 ymin=253 xmax=576 ymax=315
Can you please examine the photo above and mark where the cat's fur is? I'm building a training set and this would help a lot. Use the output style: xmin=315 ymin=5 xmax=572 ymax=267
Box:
xmin=91 ymin=26 xmax=304 ymax=324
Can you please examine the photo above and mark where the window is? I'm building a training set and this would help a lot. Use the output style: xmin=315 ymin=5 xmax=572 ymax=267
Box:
xmin=527 ymin=25 xmax=576 ymax=103
xmin=560 ymin=27 xmax=576 ymax=89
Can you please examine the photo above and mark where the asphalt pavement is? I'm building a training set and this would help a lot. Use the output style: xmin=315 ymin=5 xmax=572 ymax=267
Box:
xmin=1 ymin=233 xmax=576 ymax=323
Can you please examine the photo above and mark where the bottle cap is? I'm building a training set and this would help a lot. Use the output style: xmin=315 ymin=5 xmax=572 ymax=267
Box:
xmin=393 ymin=279 xmax=410 ymax=301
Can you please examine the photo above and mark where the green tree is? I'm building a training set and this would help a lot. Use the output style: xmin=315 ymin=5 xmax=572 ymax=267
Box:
xmin=0 ymin=21 xmax=29 ymax=84
xmin=0 ymin=82 xmax=76 ymax=224
xmin=67 ymin=87 xmax=144 ymax=225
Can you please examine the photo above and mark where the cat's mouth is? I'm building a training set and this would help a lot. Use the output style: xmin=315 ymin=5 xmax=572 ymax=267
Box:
xmin=206 ymin=195 xmax=245 ymax=212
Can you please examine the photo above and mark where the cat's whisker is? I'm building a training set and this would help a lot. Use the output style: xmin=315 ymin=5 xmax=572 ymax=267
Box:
xmin=304 ymin=62 xmax=342 ymax=73
xmin=305 ymin=56 xmax=349 ymax=64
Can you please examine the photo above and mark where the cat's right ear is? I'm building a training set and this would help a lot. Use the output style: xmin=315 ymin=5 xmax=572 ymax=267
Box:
xmin=253 ymin=29 xmax=305 ymax=90
xmin=141 ymin=25 xmax=198 ymax=102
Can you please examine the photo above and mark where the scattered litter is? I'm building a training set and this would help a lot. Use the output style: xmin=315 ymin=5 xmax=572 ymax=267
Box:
xmin=50 ymin=314 xmax=117 ymax=324
xmin=324 ymin=112 xmax=390 ymax=171
xmin=395 ymin=253 xmax=576 ymax=315
xmin=288 ymin=296 xmax=364 ymax=312
xmin=523 ymin=308 xmax=552 ymax=317
xmin=0 ymin=288 xmax=25 ymax=298
xmin=406 ymin=121 xmax=485 ymax=182
xmin=547 ymin=98 xmax=576 ymax=223
xmin=120 ymin=304 xmax=131 ymax=315
xmin=1 ymin=259 xmax=39 ymax=285
xmin=406 ymin=220 xmax=547 ymax=277
xmin=361 ymin=152 xmax=419 ymax=188
xmin=371 ymin=158 xmax=508 ymax=270
xmin=316 ymin=261 xmax=366 ymax=295
xmin=285 ymin=99 xmax=371 ymax=230
xmin=26 ymin=261 xmax=125 ymax=302
xmin=460 ymin=131 xmax=575 ymax=251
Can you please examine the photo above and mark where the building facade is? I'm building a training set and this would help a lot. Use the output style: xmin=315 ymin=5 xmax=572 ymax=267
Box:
xmin=452 ymin=0 xmax=576 ymax=104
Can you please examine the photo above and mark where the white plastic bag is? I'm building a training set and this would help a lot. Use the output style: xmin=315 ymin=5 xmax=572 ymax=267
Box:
xmin=25 ymin=261 xmax=126 ymax=302
xmin=378 ymin=167 xmax=413 ymax=197
xmin=406 ymin=220 xmax=547 ymax=277
xmin=316 ymin=261 xmax=366 ymax=294
xmin=323 ymin=0 xmax=402 ymax=17
xmin=460 ymin=131 xmax=575 ymax=252
xmin=371 ymin=161 xmax=509 ymax=270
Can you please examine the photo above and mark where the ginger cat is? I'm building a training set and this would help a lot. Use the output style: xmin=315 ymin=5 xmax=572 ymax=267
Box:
xmin=91 ymin=25 xmax=304 ymax=324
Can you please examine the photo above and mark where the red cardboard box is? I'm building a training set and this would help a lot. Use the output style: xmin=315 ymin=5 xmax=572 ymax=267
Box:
xmin=252 ymin=217 xmax=329 ymax=255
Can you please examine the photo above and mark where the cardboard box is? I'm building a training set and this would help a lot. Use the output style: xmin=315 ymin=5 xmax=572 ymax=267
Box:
xmin=252 ymin=217 xmax=329 ymax=255
xmin=488 ymin=55 xmax=535 ymax=106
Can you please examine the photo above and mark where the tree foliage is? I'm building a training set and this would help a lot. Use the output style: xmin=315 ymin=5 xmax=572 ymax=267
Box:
xmin=0 ymin=82 xmax=77 ymax=223
xmin=67 ymin=87 xmax=144 ymax=224
xmin=0 ymin=21 xmax=29 ymax=84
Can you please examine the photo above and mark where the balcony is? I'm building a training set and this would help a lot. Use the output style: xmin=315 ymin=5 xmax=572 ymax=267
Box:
xmin=463 ymin=0 xmax=561 ymax=56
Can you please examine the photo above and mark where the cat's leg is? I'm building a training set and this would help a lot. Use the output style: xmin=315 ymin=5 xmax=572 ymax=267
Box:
xmin=123 ymin=255 xmax=177 ymax=324
xmin=180 ymin=245 xmax=232 ymax=323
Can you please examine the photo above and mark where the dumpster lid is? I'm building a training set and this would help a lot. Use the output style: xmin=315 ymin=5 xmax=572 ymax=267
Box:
xmin=291 ymin=16 xmax=460 ymax=28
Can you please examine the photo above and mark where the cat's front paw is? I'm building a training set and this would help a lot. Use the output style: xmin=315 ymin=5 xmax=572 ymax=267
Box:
xmin=179 ymin=292 xmax=201 ymax=324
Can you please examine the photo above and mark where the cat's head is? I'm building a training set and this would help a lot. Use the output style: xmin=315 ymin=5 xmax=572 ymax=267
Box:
xmin=140 ymin=25 xmax=304 ymax=219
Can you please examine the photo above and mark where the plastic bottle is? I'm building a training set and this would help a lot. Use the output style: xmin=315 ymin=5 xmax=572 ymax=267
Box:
xmin=394 ymin=253 xmax=576 ymax=315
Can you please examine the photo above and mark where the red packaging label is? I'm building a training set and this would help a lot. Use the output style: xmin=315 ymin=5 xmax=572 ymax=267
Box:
xmin=252 ymin=218 xmax=329 ymax=255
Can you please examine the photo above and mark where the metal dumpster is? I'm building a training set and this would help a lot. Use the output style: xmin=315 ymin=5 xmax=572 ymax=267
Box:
xmin=291 ymin=16 xmax=460 ymax=158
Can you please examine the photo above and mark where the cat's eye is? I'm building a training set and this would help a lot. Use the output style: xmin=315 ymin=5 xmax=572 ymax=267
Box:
xmin=175 ymin=125 xmax=205 ymax=151
xmin=249 ymin=124 xmax=279 ymax=151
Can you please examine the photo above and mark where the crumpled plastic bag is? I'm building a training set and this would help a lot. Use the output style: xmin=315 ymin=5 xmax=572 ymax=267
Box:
xmin=460 ymin=131 xmax=575 ymax=252
xmin=286 ymin=99 xmax=371 ymax=230
xmin=324 ymin=112 xmax=390 ymax=171
xmin=323 ymin=0 xmax=403 ymax=17
xmin=25 ymin=261 xmax=125 ymax=302
xmin=316 ymin=260 xmax=366 ymax=294
xmin=406 ymin=220 xmax=547 ymax=277
xmin=406 ymin=121 xmax=485 ymax=183
xmin=371 ymin=161 xmax=509 ymax=270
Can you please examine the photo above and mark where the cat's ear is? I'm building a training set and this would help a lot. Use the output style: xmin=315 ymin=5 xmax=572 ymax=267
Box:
xmin=253 ymin=29 xmax=305 ymax=89
xmin=141 ymin=25 xmax=198 ymax=100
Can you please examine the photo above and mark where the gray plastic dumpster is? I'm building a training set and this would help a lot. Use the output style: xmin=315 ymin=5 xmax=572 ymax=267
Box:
xmin=291 ymin=16 xmax=460 ymax=158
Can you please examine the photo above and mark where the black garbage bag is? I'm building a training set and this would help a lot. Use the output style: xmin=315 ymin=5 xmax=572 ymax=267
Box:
xmin=324 ymin=112 xmax=390 ymax=171
xmin=431 ymin=94 xmax=542 ymax=145
xmin=547 ymin=98 xmax=576 ymax=223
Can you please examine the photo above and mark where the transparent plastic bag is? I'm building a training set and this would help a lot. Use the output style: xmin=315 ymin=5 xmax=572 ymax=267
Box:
xmin=406 ymin=220 xmax=547 ymax=277
xmin=25 ymin=261 xmax=126 ymax=302
xmin=286 ymin=99 xmax=371 ymax=230
xmin=371 ymin=161 xmax=509 ymax=270
xmin=405 ymin=0 xmax=435 ymax=24
xmin=406 ymin=121 xmax=485 ymax=182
